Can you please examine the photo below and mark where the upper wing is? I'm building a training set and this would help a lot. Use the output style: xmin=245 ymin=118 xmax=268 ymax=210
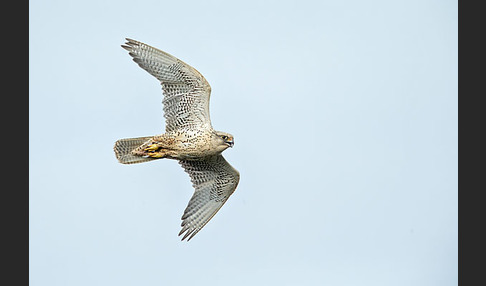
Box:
xmin=178 ymin=155 xmax=240 ymax=241
xmin=122 ymin=38 xmax=212 ymax=133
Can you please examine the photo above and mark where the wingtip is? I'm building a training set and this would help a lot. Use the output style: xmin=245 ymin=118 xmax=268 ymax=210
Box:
xmin=180 ymin=232 xmax=195 ymax=242
xmin=179 ymin=231 xmax=191 ymax=241
xmin=121 ymin=38 xmax=140 ymax=50
xmin=179 ymin=226 xmax=198 ymax=241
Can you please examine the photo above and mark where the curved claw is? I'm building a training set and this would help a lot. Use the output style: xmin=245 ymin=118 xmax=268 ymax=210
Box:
xmin=147 ymin=152 xmax=165 ymax=158
xmin=144 ymin=143 xmax=160 ymax=152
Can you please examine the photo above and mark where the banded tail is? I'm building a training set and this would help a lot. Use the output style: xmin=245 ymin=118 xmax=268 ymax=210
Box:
xmin=114 ymin=136 xmax=155 ymax=164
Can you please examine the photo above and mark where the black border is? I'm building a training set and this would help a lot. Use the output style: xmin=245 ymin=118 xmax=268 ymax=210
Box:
xmin=3 ymin=0 xmax=29 ymax=285
xmin=458 ymin=1 xmax=474 ymax=285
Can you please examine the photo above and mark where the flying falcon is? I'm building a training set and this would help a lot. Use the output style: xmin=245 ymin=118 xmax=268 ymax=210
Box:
xmin=114 ymin=38 xmax=240 ymax=241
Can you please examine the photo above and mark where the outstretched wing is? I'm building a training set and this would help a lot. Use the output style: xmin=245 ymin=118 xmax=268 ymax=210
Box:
xmin=178 ymin=155 xmax=240 ymax=241
xmin=122 ymin=38 xmax=212 ymax=133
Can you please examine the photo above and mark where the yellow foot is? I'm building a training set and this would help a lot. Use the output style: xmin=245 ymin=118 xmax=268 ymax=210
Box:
xmin=144 ymin=143 xmax=160 ymax=152
xmin=147 ymin=152 xmax=165 ymax=158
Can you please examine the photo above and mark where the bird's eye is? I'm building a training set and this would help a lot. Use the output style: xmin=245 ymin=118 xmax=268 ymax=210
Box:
xmin=222 ymin=135 xmax=228 ymax=140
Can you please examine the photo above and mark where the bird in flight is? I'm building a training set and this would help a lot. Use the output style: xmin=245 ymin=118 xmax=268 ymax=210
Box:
xmin=114 ymin=38 xmax=240 ymax=241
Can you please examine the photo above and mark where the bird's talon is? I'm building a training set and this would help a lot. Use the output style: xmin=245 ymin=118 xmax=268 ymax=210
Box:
xmin=148 ymin=152 xmax=164 ymax=158
xmin=144 ymin=143 xmax=159 ymax=152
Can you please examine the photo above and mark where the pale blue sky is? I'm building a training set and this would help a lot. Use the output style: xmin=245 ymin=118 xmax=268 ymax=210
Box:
xmin=30 ymin=0 xmax=457 ymax=285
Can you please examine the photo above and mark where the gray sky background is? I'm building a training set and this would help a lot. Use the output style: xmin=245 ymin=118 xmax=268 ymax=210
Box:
xmin=29 ymin=0 xmax=457 ymax=285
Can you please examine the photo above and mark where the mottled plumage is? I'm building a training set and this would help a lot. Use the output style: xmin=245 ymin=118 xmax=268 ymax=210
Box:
xmin=114 ymin=38 xmax=239 ymax=241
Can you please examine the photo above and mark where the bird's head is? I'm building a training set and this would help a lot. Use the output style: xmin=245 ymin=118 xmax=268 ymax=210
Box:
xmin=212 ymin=131 xmax=235 ymax=152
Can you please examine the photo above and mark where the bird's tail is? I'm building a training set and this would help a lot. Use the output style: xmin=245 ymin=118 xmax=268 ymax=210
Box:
xmin=113 ymin=136 xmax=156 ymax=164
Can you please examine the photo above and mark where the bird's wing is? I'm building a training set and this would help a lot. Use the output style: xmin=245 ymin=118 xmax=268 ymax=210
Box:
xmin=178 ymin=155 xmax=240 ymax=241
xmin=122 ymin=38 xmax=212 ymax=133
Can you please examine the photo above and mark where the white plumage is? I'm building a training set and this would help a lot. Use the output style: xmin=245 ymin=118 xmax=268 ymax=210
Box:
xmin=114 ymin=38 xmax=239 ymax=241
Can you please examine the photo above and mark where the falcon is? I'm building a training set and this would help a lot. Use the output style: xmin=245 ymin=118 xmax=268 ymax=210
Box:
xmin=114 ymin=38 xmax=240 ymax=241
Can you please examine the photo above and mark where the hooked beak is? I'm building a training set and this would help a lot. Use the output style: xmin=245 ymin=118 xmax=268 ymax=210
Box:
xmin=227 ymin=140 xmax=234 ymax=148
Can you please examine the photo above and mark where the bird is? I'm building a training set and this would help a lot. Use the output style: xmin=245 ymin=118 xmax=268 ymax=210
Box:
xmin=114 ymin=38 xmax=240 ymax=241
